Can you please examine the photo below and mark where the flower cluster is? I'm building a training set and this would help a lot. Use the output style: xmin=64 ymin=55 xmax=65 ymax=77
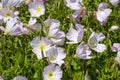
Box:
xmin=0 ymin=0 xmax=120 ymax=80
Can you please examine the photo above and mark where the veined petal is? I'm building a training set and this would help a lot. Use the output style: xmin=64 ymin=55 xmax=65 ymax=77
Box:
xmin=66 ymin=27 xmax=78 ymax=43
xmin=28 ymin=17 xmax=37 ymax=26
xmin=32 ymin=47 xmax=42 ymax=59
xmin=98 ymin=2 xmax=108 ymax=10
xmin=30 ymin=36 xmax=40 ymax=48
xmin=109 ymin=0 xmax=120 ymax=6
xmin=94 ymin=32 xmax=105 ymax=41
xmin=92 ymin=44 xmax=106 ymax=52
xmin=112 ymin=43 xmax=120 ymax=52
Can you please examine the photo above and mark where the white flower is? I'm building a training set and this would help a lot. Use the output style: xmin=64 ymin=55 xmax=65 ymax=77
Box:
xmin=23 ymin=17 xmax=41 ymax=34
xmin=30 ymin=37 xmax=51 ymax=59
xmin=2 ymin=0 xmax=24 ymax=8
xmin=43 ymin=18 xmax=65 ymax=46
xmin=64 ymin=0 xmax=82 ymax=10
xmin=28 ymin=0 xmax=45 ymax=18
xmin=0 ymin=18 xmax=23 ymax=36
xmin=96 ymin=2 xmax=112 ymax=25
xmin=66 ymin=24 xmax=84 ymax=44
xmin=0 ymin=8 xmax=18 ymax=22
xmin=43 ymin=64 xmax=62 ymax=80
xmin=76 ymin=42 xmax=92 ymax=59
xmin=88 ymin=32 xmax=106 ymax=52
xmin=112 ymin=43 xmax=120 ymax=64
xmin=109 ymin=0 xmax=120 ymax=6
xmin=13 ymin=76 xmax=27 ymax=80
xmin=46 ymin=46 xmax=66 ymax=66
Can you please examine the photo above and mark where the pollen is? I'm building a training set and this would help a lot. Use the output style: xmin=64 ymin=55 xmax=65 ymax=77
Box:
xmin=47 ymin=72 xmax=54 ymax=79
xmin=5 ymin=12 xmax=11 ymax=17
xmin=36 ymin=6 xmax=42 ymax=13
xmin=39 ymin=44 xmax=45 ymax=51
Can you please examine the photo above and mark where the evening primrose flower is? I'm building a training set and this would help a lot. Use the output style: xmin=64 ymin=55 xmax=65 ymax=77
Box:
xmin=64 ymin=0 xmax=82 ymax=10
xmin=46 ymin=46 xmax=66 ymax=66
xmin=23 ymin=17 xmax=41 ymax=34
xmin=30 ymin=37 xmax=51 ymax=59
xmin=109 ymin=0 xmax=120 ymax=6
xmin=28 ymin=0 xmax=45 ymax=18
xmin=112 ymin=43 xmax=120 ymax=52
xmin=72 ymin=7 xmax=86 ymax=23
xmin=43 ymin=64 xmax=62 ymax=80
xmin=112 ymin=43 xmax=120 ymax=64
xmin=76 ymin=42 xmax=92 ymax=59
xmin=43 ymin=18 xmax=65 ymax=46
xmin=0 ymin=8 xmax=18 ymax=22
xmin=0 ymin=18 xmax=23 ymax=36
xmin=88 ymin=32 xmax=106 ymax=52
xmin=95 ymin=2 xmax=112 ymax=25
xmin=66 ymin=23 xmax=84 ymax=44
xmin=13 ymin=76 xmax=27 ymax=80
xmin=1 ymin=0 xmax=25 ymax=8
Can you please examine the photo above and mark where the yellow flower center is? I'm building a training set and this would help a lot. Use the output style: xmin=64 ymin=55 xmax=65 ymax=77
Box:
xmin=39 ymin=44 xmax=45 ymax=51
xmin=36 ymin=6 xmax=42 ymax=13
xmin=5 ymin=12 xmax=11 ymax=17
xmin=50 ymin=56 xmax=55 ymax=61
xmin=47 ymin=72 xmax=54 ymax=79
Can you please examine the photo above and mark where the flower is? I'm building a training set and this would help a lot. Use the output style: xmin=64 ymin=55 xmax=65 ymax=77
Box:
xmin=72 ymin=7 xmax=86 ymax=23
xmin=95 ymin=2 xmax=112 ymax=25
xmin=43 ymin=18 xmax=65 ymax=46
xmin=76 ymin=42 xmax=92 ymax=59
xmin=13 ymin=76 xmax=27 ymax=80
xmin=112 ymin=43 xmax=120 ymax=64
xmin=109 ymin=0 xmax=120 ymax=6
xmin=46 ymin=46 xmax=66 ymax=66
xmin=0 ymin=18 xmax=23 ymax=36
xmin=112 ymin=43 xmax=120 ymax=52
xmin=0 ymin=8 xmax=18 ymax=22
xmin=43 ymin=64 xmax=62 ymax=80
xmin=64 ymin=0 xmax=82 ymax=10
xmin=23 ymin=17 xmax=41 ymax=34
xmin=30 ymin=37 xmax=51 ymax=59
xmin=1 ymin=0 xmax=25 ymax=8
xmin=28 ymin=0 xmax=45 ymax=18
xmin=110 ymin=26 xmax=119 ymax=31
xmin=88 ymin=32 xmax=106 ymax=52
xmin=66 ymin=23 xmax=84 ymax=44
